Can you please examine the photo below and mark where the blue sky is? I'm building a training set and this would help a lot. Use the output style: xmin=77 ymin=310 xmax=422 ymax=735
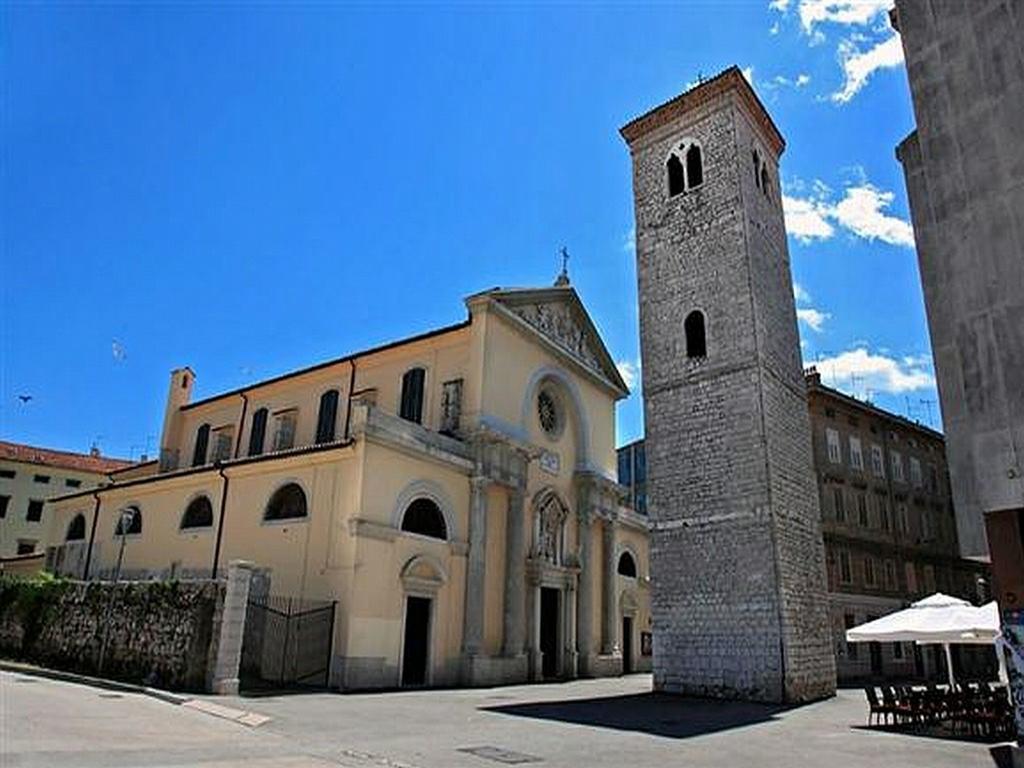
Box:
xmin=1 ymin=1 xmax=938 ymax=461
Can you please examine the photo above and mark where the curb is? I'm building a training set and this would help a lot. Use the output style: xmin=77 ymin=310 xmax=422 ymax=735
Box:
xmin=0 ymin=660 xmax=190 ymax=705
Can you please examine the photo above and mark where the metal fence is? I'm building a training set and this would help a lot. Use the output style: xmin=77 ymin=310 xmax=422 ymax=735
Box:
xmin=241 ymin=594 xmax=336 ymax=690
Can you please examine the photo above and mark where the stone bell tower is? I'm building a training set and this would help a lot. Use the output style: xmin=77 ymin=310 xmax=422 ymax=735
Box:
xmin=620 ymin=67 xmax=836 ymax=703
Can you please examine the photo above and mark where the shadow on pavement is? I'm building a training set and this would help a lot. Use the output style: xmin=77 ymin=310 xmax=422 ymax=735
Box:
xmin=482 ymin=692 xmax=794 ymax=739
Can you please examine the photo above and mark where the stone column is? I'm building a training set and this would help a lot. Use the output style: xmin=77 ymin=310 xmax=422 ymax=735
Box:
xmin=564 ymin=582 xmax=578 ymax=678
xmin=209 ymin=560 xmax=253 ymax=695
xmin=462 ymin=475 xmax=489 ymax=658
xmin=502 ymin=487 xmax=526 ymax=657
xmin=576 ymin=508 xmax=594 ymax=674
xmin=601 ymin=518 xmax=618 ymax=656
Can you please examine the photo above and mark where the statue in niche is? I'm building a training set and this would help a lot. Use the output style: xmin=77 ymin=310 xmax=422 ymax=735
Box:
xmin=533 ymin=490 xmax=569 ymax=565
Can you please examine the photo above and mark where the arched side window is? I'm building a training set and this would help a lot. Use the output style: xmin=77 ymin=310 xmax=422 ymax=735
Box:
xmin=115 ymin=506 xmax=142 ymax=536
xmin=66 ymin=513 xmax=87 ymax=542
xmin=316 ymin=389 xmax=339 ymax=444
xmin=685 ymin=144 xmax=703 ymax=188
xmin=399 ymin=367 xmax=426 ymax=424
xmin=684 ymin=310 xmax=707 ymax=359
xmin=618 ymin=551 xmax=637 ymax=578
xmin=264 ymin=483 xmax=307 ymax=522
xmin=761 ymin=166 xmax=771 ymax=200
xmin=400 ymin=498 xmax=448 ymax=540
xmin=667 ymin=154 xmax=685 ymax=197
xmin=249 ymin=407 xmax=268 ymax=457
xmin=752 ymin=149 xmax=761 ymax=189
xmin=192 ymin=423 xmax=210 ymax=467
xmin=181 ymin=496 xmax=214 ymax=530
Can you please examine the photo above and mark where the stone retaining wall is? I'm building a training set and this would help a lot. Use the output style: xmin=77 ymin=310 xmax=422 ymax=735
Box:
xmin=0 ymin=577 xmax=224 ymax=692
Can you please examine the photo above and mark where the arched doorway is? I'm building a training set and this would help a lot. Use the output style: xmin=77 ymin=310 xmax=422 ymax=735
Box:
xmin=399 ymin=555 xmax=446 ymax=687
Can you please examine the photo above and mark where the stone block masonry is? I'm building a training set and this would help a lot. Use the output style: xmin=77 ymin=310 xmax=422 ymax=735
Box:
xmin=0 ymin=575 xmax=226 ymax=692
xmin=621 ymin=67 xmax=835 ymax=703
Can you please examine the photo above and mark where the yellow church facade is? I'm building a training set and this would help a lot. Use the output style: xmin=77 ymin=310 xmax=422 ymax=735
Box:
xmin=45 ymin=281 xmax=651 ymax=689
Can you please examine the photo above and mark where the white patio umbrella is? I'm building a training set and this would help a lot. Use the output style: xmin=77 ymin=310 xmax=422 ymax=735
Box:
xmin=844 ymin=593 xmax=1002 ymax=687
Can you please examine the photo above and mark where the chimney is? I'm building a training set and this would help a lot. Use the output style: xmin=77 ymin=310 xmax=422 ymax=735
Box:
xmin=158 ymin=367 xmax=194 ymax=471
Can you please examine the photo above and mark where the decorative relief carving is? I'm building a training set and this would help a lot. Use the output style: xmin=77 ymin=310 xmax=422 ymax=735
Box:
xmin=532 ymin=489 xmax=569 ymax=565
xmin=510 ymin=301 xmax=604 ymax=374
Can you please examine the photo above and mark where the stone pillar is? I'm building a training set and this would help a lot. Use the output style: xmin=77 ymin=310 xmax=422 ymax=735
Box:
xmin=209 ymin=560 xmax=253 ymax=695
xmin=601 ymin=518 xmax=618 ymax=656
xmin=502 ymin=487 xmax=526 ymax=657
xmin=564 ymin=582 xmax=578 ymax=678
xmin=576 ymin=509 xmax=594 ymax=674
xmin=462 ymin=476 xmax=489 ymax=658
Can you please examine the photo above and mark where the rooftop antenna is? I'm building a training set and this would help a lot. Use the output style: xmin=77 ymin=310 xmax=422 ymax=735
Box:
xmin=555 ymin=246 xmax=571 ymax=287
xmin=919 ymin=398 xmax=936 ymax=427
xmin=865 ymin=387 xmax=877 ymax=404
xmin=850 ymin=373 xmax=864 ymax=399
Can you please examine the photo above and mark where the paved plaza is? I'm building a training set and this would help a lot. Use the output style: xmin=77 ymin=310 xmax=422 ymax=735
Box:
xmin=1 ymin=670 xmax=1010 ymax=767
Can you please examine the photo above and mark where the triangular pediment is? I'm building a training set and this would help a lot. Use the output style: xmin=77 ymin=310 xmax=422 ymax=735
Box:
xmin=473 ymin=286 xmax=629 ymax=397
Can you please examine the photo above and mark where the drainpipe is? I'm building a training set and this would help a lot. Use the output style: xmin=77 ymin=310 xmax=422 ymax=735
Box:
xmin=234 ymin=392 xmax=249 ymax=458
xmin=83 ymin=489 xmax=103 ymax=580
xmin=343 ymin=358 xmax=357 ymax=440
xmin=211 ymin=464 xmax=230 ymax=579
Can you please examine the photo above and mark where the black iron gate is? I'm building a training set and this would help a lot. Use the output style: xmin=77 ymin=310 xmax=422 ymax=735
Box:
xmin=241 ymin=595 xmax=336 ymax=690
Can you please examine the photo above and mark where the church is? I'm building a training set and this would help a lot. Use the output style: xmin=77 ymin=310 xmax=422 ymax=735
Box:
xmin=44 ymin=277 xmax=652 ymax=690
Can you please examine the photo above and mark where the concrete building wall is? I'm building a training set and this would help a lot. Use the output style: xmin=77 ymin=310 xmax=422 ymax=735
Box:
xmin=621 ymin=67 xmax=834 ymax=703
xmin=893 ymin=0 xmax=1024 ymax=559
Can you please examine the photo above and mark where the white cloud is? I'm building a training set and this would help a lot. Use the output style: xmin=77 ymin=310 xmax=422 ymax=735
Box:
xmin=796 ymin=73 xmax=811 ymax=86
xmin=742 ymin=66 xmax=755 ymax=86
xmin=622 ymin=225 xmax=636 ymax=253
xmin=797 ymin=307 xmax=831 ymax=332
xmin=792 ymin=0 xmax=892 ymax=34
xmin=782 ymin=194 xmax=835 ymax=242
xmin=810 ymin=347 xmax=936 ymax=394
xmin=616 ymin=359 xmax=640 ymax=390
xmin=769 ymin=0 xmax=790 ymax=10
xmin=831 ymin=184 xmax=915 ymax=247
xmin=793 ymin=282 xmax=812 ymax=304
xmin=783 ymin=179 xmax=914 ymax=248
xmin=770 ymin=21 xmax=781 ymax=35
xmin=833 ymin=33 xmax=904 ymax=103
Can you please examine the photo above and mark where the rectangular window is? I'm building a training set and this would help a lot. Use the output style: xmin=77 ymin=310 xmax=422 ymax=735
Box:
xmin=440 ymin=379 xmax=463 ymax=436
xmin=839 ymin=551 xmax=852 ymax=583
xmin=826 ymin=428 xmax=842 ymax=464
xmin=891 ymin=451 xmax=905 ymax=483
xmin=0 ymin=469 xmax=15 ymax=479
xmin=885 ymin=560 xmax=897 ymax=590
xmin=273 ymin=411 xmax=297 ymax=451
xmin=0 ymin=494 xmax=9 ymax=518
xmin=910 ymin=457 xmax=923 ymax=488
xmin=864 ymin=557 xmax=876 ymax=587
xmin=844 ymin=613 xmax=858 ymax=659
xmin=26 ymin=499 xmax=43 ymax=522
xmin=857 ymin=494 xmax=868 ymax=527
xmin=316 ymin=389 xmax=340 ymax=444
xmin=897 ymin=503 xmax=908 ymax=534
xmin=16 ymin=541 xmax=36 ymax=555
xmin=248 ymin=408 xmax=268 ymax=457
xmin=210 ymin=428 xmax=234 ymax=462
xmin=893 ymin=641 xmax=904 ymax=659
xmin=833 ymin=487 xmax=846 ymax=522
xmin=192 ymin=424 xmax=210 ymax=467
xmin=33 ymin=474 xmax=50 ymax=484
xmin=905 ymin=562 xmax=918 ymax=594
xmin=928 ymin=464 xmax=938 ymax=493
xmin=65 ymin=478 xmax=81 ymax=488
xmin=617 ymin=451 xmax=632 ymax=487
xmin=871 ymin=444 xmax=885 ymax=478
xmin=921 ymin=509 xmax=933 ymax=541
xmin=878 ymin=497 xmax=890 ymax=531
xmin=399 ymin=368 xmax=426 ymax=424
xmin=849 ymin=437 xmax=864 ymax=471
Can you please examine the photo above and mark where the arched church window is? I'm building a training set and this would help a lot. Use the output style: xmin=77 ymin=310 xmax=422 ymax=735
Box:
xmin=685 ymin=144 xmax=703 ymax=188
xmin=667 ymin=154 xmax=685 ymax=197
xmin=181 ymin=495 xmax=214 ymax=530
xmin=400 ymin=368 xmax=426 ymax=424
xmin=618 ymin=551 xmax=637 ymax=578
xmin=66 ymin=513 xmax=86 ymax=542
xmin=684 ymin=310 xmax=707 ymax=359
xmin=264 ymin=483 xmax=307 ymax=522
xmin=401 ymin=498 xmax=447 ymax=540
